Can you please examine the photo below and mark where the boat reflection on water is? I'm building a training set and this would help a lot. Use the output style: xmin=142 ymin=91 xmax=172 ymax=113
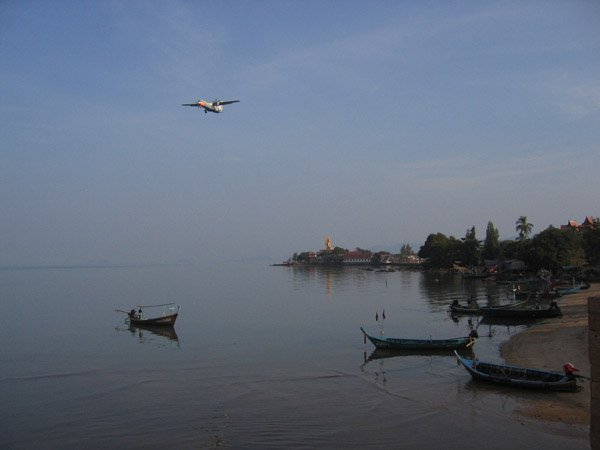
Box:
xmin=479 ymin=315 xmax=554 ymax=327
xmin=116 ymin=324 xmax=180 ymax=348
xmin=360 ymin=347 xmax=469 ymax=387
xmin=363 ymin=347 xmax=458 ymax=364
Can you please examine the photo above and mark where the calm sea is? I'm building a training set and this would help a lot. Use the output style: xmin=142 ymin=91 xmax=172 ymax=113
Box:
xmin=0 ymin=263 xmax=588 ymax=449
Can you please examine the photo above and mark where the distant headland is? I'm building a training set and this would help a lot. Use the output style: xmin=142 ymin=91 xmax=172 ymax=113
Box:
xmin=272 ymin=216 xmax=600 ymax=281
xmin=272 ymin=236 xmax=423 ymax=268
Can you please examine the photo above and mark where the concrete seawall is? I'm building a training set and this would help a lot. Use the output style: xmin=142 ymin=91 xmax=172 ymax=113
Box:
xmin=590 ymin=295 xmax=600 ymax=449
xmin=588 ymin=297 xmax=600 ymax=450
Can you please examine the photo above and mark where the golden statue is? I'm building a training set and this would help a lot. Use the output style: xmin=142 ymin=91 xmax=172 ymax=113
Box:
xmin=325 ymin=236 xmax=333 ymax=250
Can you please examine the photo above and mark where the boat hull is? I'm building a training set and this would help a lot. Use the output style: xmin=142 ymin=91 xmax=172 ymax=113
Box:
xmin=557 ymin=286 xmax=582 ymax=294
xmin=449 ymin=300 xmax=526 ymax=315
xmin=130 ymin=313 xmax=178 ymax=327
xmin=361 ymin=327 xmax=472 ymax=350
xmin=479 ymin=305 xmax=561 ymax=319
xmin=449 ymin=304 xmax=480 ymax=315
xmin=454 ymin=351 xmax=577 ymax=391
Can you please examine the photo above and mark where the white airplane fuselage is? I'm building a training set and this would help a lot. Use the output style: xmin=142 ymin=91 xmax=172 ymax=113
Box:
xmin=196 ymin=100 xmax=223 ymax=113
xmin=182 ymin=99 xmax=239 ymax=114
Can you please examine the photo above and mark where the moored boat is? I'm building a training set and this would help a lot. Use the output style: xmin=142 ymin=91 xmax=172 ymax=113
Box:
xmin=361 ymin=327 xmax=477 ymax=350
xmin=448 ymin=303 xmax=481 ymax=314
xmin=479 ymin=301 xmax=561 ymax=319
xmin=448 ymin=296 xmax=482 ymax=314
xmin=449 ymin=299 xmax=527 ymax=315
xmin=454 ymin=351 xmax=579 ymax=391
xmin=116 ymin=303 xmax=180 ymax=327
xmin=556 ymin=285 xmax=582 ymax=295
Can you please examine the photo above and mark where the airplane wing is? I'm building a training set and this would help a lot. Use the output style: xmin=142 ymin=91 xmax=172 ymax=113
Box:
xmin=215 ymin=100 xmax=240 ymax=106
xmin=182 ymin=103 xmax=201 ymax=106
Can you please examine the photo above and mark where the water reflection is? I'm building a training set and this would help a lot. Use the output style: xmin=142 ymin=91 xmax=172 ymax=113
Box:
xmin=115 ymin=324 xmax=180 ymax=348
xmin=360 ymin=347 xmax=462 ymax=393
xmin=418 ymin=276 xmax=488 ymax=312
xmin=363 ymin=347 xmax=458 ymax=364
xmin=287 ymin=264 xmax=390 ymax=294
xmin=479 ymin=316 xmax=551 ymax=326
xmin=2 ymin=263 xmax=589 ymax=448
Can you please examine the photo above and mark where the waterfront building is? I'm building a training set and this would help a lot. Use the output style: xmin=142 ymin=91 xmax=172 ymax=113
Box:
xmin=379 ymin=254 xmax=392 ymax=264
xmin=343 ymin=251 xmax=373 ymax=264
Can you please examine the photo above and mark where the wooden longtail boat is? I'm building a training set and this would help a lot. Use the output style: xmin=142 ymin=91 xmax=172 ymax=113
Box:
xmin=479 ymin=301 xmax=561 ymax=319
xmin=449 ymin=299 xmax=527 ymax=315
xmin=454 ymin=351 xmax=579 ymax=391
xmin=448 ymin=304 xmax=481 ymax=314
xmin=116 ymin=303 xmax=180 ymax=327
xmin=556 ymin=285 xmax=582 ymax=295
xmin=361 ymin=327 xmax=476 ymax=350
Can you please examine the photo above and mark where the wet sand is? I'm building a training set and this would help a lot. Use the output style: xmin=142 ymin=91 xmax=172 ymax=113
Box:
xmin=501 ymin=283 xmax=597 ymax=424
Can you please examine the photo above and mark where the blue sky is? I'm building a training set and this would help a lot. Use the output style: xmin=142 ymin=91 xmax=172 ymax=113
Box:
xmin=1 ymin=1 xmax=599 ymax=265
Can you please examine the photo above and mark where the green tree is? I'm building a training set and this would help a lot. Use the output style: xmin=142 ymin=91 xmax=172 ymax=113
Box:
xmin=295 ymin=252 xmax=310 ymax=262
xmin=322 ymin=246 xmax=348 ymax=263
xmin=583 ymin=228 xmax=600 ymax=266
xmin=460 ymin=226 xmax=481 ymax=267
xmin=515 ymin=216 xmax=533 ymax=241
xmin=499 ymin=239 xmax=519 ymax=260
xmin=482 ymin=221 xmax=500 ymax=260
xmin=400 ymin=244 xmax=414 ymax=257
xmin=523 ymin=227 xmax=585 ymax=271
xmin=418 ymin=233 xmax=461 ymax=268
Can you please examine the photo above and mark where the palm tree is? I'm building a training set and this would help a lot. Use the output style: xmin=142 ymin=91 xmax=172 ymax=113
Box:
xmin=515 ymin=216 xmax=533 ymax=240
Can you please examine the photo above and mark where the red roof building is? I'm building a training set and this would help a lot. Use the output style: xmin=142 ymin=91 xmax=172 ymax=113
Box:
xmin=560 ymin=216 xmax=596 ymax=233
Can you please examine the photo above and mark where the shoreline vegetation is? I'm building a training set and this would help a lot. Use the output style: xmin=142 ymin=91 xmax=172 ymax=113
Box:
xmin=270 ymin=261 xmax=424 ymax=269
xmin=278 ymin=216 xmax=600 ymax=282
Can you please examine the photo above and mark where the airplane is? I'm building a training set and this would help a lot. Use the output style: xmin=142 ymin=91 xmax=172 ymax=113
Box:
xmin=182 ymin=99 xmax=240 ymax=113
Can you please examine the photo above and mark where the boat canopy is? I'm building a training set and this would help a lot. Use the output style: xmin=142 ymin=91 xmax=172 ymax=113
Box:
xmin=135 ymin=303 xmax=180 ymax=316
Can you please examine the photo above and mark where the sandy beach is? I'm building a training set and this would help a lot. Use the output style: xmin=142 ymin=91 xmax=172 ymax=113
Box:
xmin=501 ymin=283 xmax=597 ymax=424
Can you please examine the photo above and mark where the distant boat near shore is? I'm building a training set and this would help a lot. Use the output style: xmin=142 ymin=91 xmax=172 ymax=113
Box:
xmin=479 ymin=301 xmax=561 ymax=319
xmin=556 ymin=284 xmax=584 ymax=295
xmin=449 ymin=299 xmax=527 ymax=315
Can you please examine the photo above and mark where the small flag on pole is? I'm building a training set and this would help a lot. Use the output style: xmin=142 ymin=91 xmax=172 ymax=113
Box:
xmin=375 ymin=312 xmax=379 ymax=321
xmin=382 ymin=309 xmax=386 ymax=320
